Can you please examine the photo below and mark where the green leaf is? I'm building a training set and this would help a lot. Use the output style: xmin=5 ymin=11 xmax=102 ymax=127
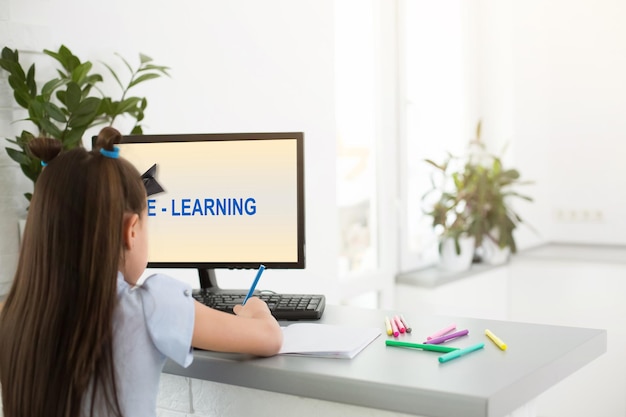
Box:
xmin=64 ymin=82 xmax=82 ymax=112
xmin=55 ymin=90 xmax=67 ymax=106
xmin=74 ymin=96 xmax=101 ymax=115
xmin=26 ymin=64 xmax=36 ymax=96
xmin=115 ymin=97 xmax=143 ymax=113
xmin=139 ymin=53 xmax=153 ymax=64
xmin=101 ymin=62 xmax=124 ymax=90
xmin=21 ymin=163 xmax=39 ymax=183
xmin=68 ymin=97 xmax=101 ymax=128
xmin=0 ymin=48 xmax=26 ymax=78
xmin=8 ymin=79 xmax=32 ymax=108
xmin=127 ymin=73 xmax=161 ymax=89
xmin=38 ymin=118 xmax=63 ymax=138
xmin=63 ymin=128 xmax=84 ymax=148
xmin=0 ymin=58 xmax=25 ymax=80
xmin=115 ymin=52 xmax=134 ymax=74
xmin=424 ymin=159 xmax=445 ymax=171
xmin=84 ymin=73 xmax=103 ymax=85
xmin=1 ymin=47 xmax=19 ymax=63
xmin=6 ymin=147 xmax=30 ymax=165
xmin=44 ymin=45 xmax=80 ymax=72
xmin=98 ymin=97 xmax=114 ymax=114
xmin=137 ymin=64 xmax=170 ymax=76
xmin=71 ymin=61 xmax=93 ymax=84
xmin=44 ymin=102 xmax=67 ymax=123
xmin=41 ymin=78 xmax=67 ymax=100
xmin=28 ymin=99 xmax=46 ymax=121
xmin=18 ymin=130 xmax=36 ymax=143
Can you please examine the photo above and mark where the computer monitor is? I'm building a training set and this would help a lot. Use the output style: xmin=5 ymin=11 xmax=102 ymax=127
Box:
xmin=115 ymin=132 xmax=305 ymax=289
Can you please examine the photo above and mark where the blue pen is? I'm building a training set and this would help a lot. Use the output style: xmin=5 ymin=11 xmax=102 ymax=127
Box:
xmin=242 ymin=264 xmax=266 ymax=305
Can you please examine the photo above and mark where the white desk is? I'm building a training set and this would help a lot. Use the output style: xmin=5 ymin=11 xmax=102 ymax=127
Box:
xmin=163 ymin=305 xmax=606 ymax=417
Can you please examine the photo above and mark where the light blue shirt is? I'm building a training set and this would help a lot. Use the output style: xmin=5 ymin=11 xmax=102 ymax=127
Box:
xmin=86 ymin=272 xmax=195 ymax=416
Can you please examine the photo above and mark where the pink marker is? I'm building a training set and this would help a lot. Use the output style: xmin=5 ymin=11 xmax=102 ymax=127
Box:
xmin=424 ymin=329 xmax=469 ymax=345
xmin=426 ymin=323 xmax=456 ymax=341
xmin=390 ymin=316 xmax=400 ymax=337
xmin=394 ymin=316 xmax=406 ymax=333
xmin=399 ymin=315 xmax=412 ymax=333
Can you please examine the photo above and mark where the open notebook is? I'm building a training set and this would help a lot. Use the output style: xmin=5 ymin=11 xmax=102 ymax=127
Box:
xmin=278 ymin=323 xmax=381 ymax=359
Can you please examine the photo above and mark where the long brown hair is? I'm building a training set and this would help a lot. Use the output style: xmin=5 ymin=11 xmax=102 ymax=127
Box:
xmin=0 ymin=127 xmax=146 ymax=417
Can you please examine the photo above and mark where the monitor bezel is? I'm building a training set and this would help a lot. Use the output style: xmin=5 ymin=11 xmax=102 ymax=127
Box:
xmin=115 ymin=131 xmax=306 ymax=271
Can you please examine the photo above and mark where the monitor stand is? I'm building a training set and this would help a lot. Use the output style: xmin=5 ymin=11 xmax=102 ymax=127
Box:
xmin=197 ymin=268 xmax=248 ymax=294
xmin=198 ymin=268 xmax=218 ymax=289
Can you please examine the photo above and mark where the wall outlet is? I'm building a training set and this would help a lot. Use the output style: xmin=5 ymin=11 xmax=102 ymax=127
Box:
xmin=553 ymin=209 xmax=604 ymax=223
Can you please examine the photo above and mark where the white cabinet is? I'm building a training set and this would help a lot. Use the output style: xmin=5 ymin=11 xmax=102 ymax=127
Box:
xmin=509 ymin=257 xmax=626 ymax=417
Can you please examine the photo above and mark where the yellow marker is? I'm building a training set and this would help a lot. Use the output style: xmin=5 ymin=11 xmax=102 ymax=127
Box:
xmin=384 ymin=316 xmax=393 ymax=336
xmin=485 ymin=329 xmax=507 ymax=351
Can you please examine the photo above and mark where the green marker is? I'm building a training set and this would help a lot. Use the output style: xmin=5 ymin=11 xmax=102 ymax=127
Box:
xmin=385 ymin=340 xmax=460 ymax=353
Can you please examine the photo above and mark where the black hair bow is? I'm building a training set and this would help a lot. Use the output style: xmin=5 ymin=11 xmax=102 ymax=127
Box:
xmin=141 ymin=164 xmax=165 ymax=196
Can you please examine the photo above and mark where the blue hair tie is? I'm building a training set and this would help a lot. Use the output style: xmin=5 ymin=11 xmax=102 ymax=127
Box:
xmin=41 ymin=160 xmax=48 ymax=167
xmin=100 ymin=146 xmax=120 ymax=159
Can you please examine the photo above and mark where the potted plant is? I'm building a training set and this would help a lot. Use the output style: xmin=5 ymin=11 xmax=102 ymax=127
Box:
xmin=421 ymin=121 xmax=533 ymax=269
xmin=0 ymin=45 xmax=170 ymax=203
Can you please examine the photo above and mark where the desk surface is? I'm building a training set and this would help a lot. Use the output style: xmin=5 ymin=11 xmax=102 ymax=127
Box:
xmin=163 ymin=305 xmax=606 ymax=417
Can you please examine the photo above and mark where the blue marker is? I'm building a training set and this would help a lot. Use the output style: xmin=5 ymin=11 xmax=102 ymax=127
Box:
xmin=242 ymin=264 xmax=266 ymax=305
xmin=438 ymin=342 xmax=485 ymax=363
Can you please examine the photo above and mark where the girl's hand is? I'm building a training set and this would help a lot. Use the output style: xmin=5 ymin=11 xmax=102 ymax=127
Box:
xmin=232 ymin=297 xmax=272 ymax=318
xmin=192 ymin=297 xmax=283 ymax=356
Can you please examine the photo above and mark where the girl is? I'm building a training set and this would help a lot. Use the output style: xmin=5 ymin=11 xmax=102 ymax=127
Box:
xmin=0 ymin=127 xmax=283 ymax=417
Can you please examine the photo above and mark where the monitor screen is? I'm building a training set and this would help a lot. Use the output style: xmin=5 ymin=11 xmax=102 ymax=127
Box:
xmin=115 ymin=132 xmax=305 ymax=271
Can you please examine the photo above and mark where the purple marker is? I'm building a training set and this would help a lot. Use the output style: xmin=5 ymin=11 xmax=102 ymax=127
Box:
xmin=424 ymin=329 xmax=469 ymax=345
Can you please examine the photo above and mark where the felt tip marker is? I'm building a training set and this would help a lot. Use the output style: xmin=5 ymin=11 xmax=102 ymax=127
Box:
xmin=485 ymin=329 xmax=508 ymax=350
xmin=242 ymin=264 xmax=265 ymax=305
xmin=426 ymin=323 xmax=456 ymax=340
xmin=390 ymin=315 xmax=400 ymax=337
xmin=386 ymin=340 xmax=459 ymax=353
xmin=394 ymin=316 xmax=406 ymax=333
xmin=438 ymin=342 xmax=485 ymax=363
xmin=424 ymin=329 xmax=469 ymax=345
xmin=399 ymin=315 xmax=412 ymax=333
xmin=384 ymin=317 xmax=393 ymax=336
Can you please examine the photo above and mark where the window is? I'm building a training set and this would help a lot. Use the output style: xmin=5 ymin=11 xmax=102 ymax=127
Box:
xmin=335 ymin=0 xmax=474 ymax=306
xmin=335 ymin=0 xmax=398 ymax=307
xmin=399 ymin=0 xmax=474 ymax=271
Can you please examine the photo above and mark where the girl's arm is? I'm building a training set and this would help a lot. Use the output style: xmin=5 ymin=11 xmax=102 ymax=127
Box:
xmin=191 ymin=297 xmax=283 ymax=357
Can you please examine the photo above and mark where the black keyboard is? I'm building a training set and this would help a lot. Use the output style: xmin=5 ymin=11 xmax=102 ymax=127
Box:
xmin=192 ymin=289 xmax=325 ymax=320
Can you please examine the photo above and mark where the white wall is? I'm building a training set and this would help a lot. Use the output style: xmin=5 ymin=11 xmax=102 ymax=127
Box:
xmin=475 ymin=0 xmax=626 ymax=249
xmin=0 ymin=0 xmax=338 ymax=300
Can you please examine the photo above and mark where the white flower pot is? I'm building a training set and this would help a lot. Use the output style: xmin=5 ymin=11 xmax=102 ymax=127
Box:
xmin=438 ymin=236 xmax=475 ymax=272
xmin=481 ymin=238 xmax=511 ymax=265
